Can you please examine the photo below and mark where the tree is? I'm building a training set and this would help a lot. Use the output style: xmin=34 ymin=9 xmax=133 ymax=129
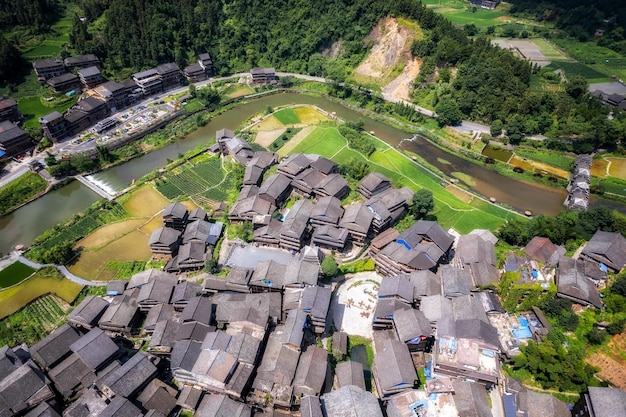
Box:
xmin=0 ymin=36 xmax=24 ymax=82
xmin=434 ymin=98 xmax=462 ymax=127
xmin=565 ymin=76 xmax=588 ymax=101
xmin=490 ymin=120 xmax=503 ymax=137
xmin=612 ymin=272 xmax=626 ymax=297
xmin=189 ymin=83 xmax=196 ymax=98
xmin=230 ymin=221 xmax=253 ymax=242
xmin=339 ymin=158 xmax=370 ymax=181
xmin=412 ymin=189 xmax=434 ymax=219
xmin=587 ymin=328 xmax=608 ymax=345
xmin=42 ymin=242 xmax=75 ymax=265
xmin=321 ymin=256 xmax=339 ymax=278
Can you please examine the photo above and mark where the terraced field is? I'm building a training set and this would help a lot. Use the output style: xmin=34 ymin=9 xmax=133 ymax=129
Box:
xmin=155 ymin=156 xmax=230 ymax=204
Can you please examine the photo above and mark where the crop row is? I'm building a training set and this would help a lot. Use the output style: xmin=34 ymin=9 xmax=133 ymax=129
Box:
xmin=0 ymin=295 xmax=65 ymax=347
xmin=156 ymin=182 xmax=184 ymax=199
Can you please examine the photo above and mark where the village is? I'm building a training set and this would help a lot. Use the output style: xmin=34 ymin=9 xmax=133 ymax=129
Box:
xmin=1 ymin=116 xmax=626 ymax=416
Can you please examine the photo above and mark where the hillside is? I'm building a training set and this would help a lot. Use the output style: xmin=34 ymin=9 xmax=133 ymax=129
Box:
xmin=353 ymin=17 xmax=422 ymax=101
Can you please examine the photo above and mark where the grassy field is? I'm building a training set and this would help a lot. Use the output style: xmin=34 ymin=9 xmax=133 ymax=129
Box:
xmin=183 ymin=98 xmax=205 ymax=112
xmin=292 ymin=125 xmax=521 ymax=232
xmin=0 ymin=171 xmax=47 ymax=217
xmin=0 ymin=267 xmax=82 ymax=319
xmin=0 ymin=262 xmax=36 ymax=289
xmin=69 ymin=229 xmax=153 ymax=281
xmin=282 ymin=126 xmax=346 ymax=157
xmin=223 ymin=84 xmax=254 ymax=98
xmin=18 ymin=94 xmax=78 ymax=129
xmin=273 ymin=108 xmax=301 ymax=125
xmin=422 ymin=0 xmax=517 ymax=29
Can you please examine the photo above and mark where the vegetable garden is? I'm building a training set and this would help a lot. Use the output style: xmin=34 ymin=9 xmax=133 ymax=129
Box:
xmin=27 ymin=201 xmax=128 ymax=257
xmin=0 ymin=294 xmax=68 ymax=347
xmin=155 ymin=156 xmax=232 ymax=205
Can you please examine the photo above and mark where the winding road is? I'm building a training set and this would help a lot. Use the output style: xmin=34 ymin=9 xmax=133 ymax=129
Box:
xmin=0 ymin=252 xmax=107 ymax=286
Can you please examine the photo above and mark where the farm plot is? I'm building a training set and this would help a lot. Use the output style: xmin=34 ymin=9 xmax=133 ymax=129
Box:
xmin=0 ymin=294 xmax=69 ymax=347
xmin=0 ymin=262 xmax=36 ymax=289
xmin=607 ymin=157 xmax=626 ymax=179
xmin=273 ymin=108 xmax=301 ymax=125
xmin=0 ymin=267 xmax=82 ymax=319
xmin=156 ymin=157 xmax=231 ymax=205
xmin=122 ymin=185 xmax=170 ymax=217
xmin=514 ymin=148 xmax=574 ymax=171
xmin=591 ymin=158 xmax=609 ymax=177
xmin=32 ymin=202 xmax=128 ymax=252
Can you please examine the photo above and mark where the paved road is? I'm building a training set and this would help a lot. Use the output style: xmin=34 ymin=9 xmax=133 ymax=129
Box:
xmin=0 ymin=164 xmax=30 ymax=188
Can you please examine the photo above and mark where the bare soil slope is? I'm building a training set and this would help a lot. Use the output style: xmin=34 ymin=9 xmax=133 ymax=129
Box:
xmin=353 ymin=17 xmax=422 ymax=101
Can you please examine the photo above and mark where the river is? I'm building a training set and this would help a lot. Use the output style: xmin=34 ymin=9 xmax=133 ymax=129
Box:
xmin=0 ymin=92 xmax=611 ymax=254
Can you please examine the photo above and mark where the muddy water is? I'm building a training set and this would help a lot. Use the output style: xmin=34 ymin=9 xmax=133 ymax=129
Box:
xmin=1 ymin=92 xmax=591 ymax=253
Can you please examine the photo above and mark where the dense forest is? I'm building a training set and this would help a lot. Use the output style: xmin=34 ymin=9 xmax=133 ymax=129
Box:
xmin=510 ymin=0 xmax=626 ymax=44
xmin=0 ymin=0 xmax=59 ymax=32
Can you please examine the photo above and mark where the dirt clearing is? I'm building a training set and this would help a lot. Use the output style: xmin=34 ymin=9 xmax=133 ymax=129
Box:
xmin=354 ymin=17 xmax=422 ymax=100
xmin=255 ymin=128 xmax=286 ymax=148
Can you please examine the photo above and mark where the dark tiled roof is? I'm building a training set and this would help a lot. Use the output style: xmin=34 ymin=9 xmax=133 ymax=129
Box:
xmin=335 ymin=360 xmax=365 ymax=390
xmin=99 ymin=352 xmax=157 ymax=398
xmin=162 ymin=202 xmax=188 ymax=220
xmin=195 ymin=394 xmax=252 ymax=417
xmin=98 ymin=295 xmax=139 ymax=330
xmin=406 ymin=270 xmax=442 ymax=298
xmin=128 ymin=269 xmax=174 ymax=289
xmin=293 ymin=346 xmax=327 ymax=397
xmin=587 ymin=387 xmax=626 ymax=417
xmin=393 ymin=308 xmax=432 ymax=342
xmin=149 ymin=320 xmax=180 ymax=351
xmin=300 ymin=286 xmax=331 ymax=320
xmin=170 ymin=340 xmax=202 ymax=371
xmin=582 ymin=230 xmax=626 ymax=271
xmin=523 ymin=236 xmax=565 ymax=265
xmin=30 ymin=324 xmax=81 ymax=369
xmin=441 ymin=266 xmax=471 ymax=296
xmin=311 ymin=196 xmax=344 ymax=224
xmin=373 ymin=339 xmax=417 ymax=395
xmin=339 ymin=203 xmax=374 ymax=234
xmin=23 ymin=401 xmax=61 ymax=417
xmin=137 ymin=277 xmax=175 ymax=305
xmin=451 ymin=379 xmax=493 ymax=417
xmin=144 ymin=304 xmax=174 ymax=331
xmin=180 ymin=296 xmax=213 ymax=324
xmin=97 ymin=395 xmax=142 ymax=417
xmin=398 ymin=220 xmax=454 ymax=253
xmin=172 ymin=281 xmax=203 ymax=303
xmin=321 ymin=385 xmax=383 ymax=417
xmin=557 ymin=257 xmax=603 ymax=308
xmin=69 ymin=328 xmax=118 ymax=371
xmin=136 ymin=378 xmax=178 ymax=416
xmin=379 ymin=275 xmax=415 ymax=303
xmin=176 ymin=321 xmax=214 ymax=342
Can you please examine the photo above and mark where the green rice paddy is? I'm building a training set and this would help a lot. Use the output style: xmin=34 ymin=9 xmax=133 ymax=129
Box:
xmin=0 ymin=262 xmax=36 ymax=289
xmin=273 ymin=108 xmax=301 ymax=125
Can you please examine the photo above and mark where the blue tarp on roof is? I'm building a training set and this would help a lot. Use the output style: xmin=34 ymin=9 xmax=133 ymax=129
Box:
xmin=0 ymin=150 xmax=5 ymax=157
